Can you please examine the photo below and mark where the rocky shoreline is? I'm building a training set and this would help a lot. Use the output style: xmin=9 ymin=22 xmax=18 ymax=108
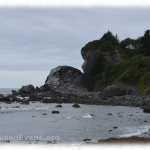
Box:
xmin=0 ymin=84 xmax=150 ymax=111
xmin=0 ymin=66 xmax=150 ymax=112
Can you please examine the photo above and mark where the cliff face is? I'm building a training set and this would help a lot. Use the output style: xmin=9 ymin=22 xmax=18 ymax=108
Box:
xmin=81 ymin=48 xmax=123 ymax=73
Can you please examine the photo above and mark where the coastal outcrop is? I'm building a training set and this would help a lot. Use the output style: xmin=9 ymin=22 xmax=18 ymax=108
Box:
xmin=44 ymin=66 xmax=87 ymax=93
xmin=1 ymin=30 xmax=149 ymax=111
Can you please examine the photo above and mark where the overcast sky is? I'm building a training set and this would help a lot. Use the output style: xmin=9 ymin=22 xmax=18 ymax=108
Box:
xmin=0 ymin=5 xmax=150 ymax=88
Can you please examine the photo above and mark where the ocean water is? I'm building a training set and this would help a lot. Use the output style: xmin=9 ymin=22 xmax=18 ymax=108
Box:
xmin=0 ymin=89 xmax=150 ymax=145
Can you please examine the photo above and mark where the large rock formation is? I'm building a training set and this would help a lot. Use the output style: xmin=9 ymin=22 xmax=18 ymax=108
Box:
xmin=44 ymin=66 xmax=87 ymax=92
xmin=81 ymin=49 xmax=123 ymax=73
xmin=98 ymin=84 xmax=138 ymax=98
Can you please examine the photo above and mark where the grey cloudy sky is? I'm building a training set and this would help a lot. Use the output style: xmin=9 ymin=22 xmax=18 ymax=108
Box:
xmin=0 ymin=7 xmax=150 ymax=88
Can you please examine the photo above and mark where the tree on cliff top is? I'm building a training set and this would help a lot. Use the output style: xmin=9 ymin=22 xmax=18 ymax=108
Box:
xmin=81 ymin=31 xmax=119 ymax=52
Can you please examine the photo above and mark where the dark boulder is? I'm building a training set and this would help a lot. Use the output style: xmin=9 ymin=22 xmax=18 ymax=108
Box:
xmin=72 ymin=103 xmax=80 ymax=108
xmin=143 ymin=107 xmax=150 ymax=113
xmin=83 ymin=139 xmax=91 ymax=142
xmin=55 ymin=105 xmax=62 ymax=107
xmin=0 ymin=97 xmax=11 ymax=102
xmin=0 ymin=94 xmax=3 ymax=98
xmin=42 ymin=113 xmax=47 ymax=115
xmin=19 ymin=84 xmax=35 ymax=94
xmin=12 ymin=90 xmax=19 ymax=96
xmin=5 ymin=101 xmax=12 ymax=104
xmin=42 ymin=98 xmax=53 ymax=103
xmin=29 ymin=94 xmax=41 ymax=101
xmin=20 ymin=101 xmax=29 ymax=105
xmin=52 ymin=110 xmax=59 ymax=114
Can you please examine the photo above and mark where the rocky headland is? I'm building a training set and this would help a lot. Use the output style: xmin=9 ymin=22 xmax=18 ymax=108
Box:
xmin=0 ymin=65 xmax=149 ymax=111
xmin=1 ymin=30 xmax=150 ymax=112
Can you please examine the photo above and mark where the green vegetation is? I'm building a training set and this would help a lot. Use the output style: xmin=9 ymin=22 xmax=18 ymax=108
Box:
xmin=81 ymin=31 xmax=119 ymax=56
xmin=83 ymin=30 xmax=150 ymax=94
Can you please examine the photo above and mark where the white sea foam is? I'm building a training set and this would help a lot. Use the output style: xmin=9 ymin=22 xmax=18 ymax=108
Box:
xmin=35 ymin=107 xmax=48 ymax=110
xmin=44 ymin=97 xmax=51 ymax=99
xmin=16 ymin=96 xmax=24 ymax=99
xmin=119 ymin=125 xmax=150 ymax=137
xmin=0 ymin=107 xmax=48 ymax=112
xmin=15 ymin=96 xmax=29 ymax=100
xmin=82 ymin=113 xmax=93 ymax=118
xmin=66 ymin=116 xmax=71 ymax=119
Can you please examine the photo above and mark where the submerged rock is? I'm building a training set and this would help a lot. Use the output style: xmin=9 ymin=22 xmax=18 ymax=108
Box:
xmin=72 ymin=104 xmax=80 ymax=108
xmin=55 ymin=105 xmax=62 ymax=107
xmin=52 ymin=110 xmax=59 ymax=114
xmin=20 ymin=101 xmax=29 ymax=105
xmin=107 ymin=113 xmax=112 ymax=115
xmin=42 ymin=99 xmax=52 ymax=103
xmin=42 ymin=113 xmax=47 ymax=115
xmin=113 ymin=126 xmax=118 ymax=129
xmin=5 ymin=101 xmax=12 ymax=104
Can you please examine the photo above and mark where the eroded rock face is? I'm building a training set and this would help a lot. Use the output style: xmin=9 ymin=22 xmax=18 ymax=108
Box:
xmin=81 ymin=49 xmax=123 ymax=73
xmin=44 ymin=66 xmax=87 ymax=92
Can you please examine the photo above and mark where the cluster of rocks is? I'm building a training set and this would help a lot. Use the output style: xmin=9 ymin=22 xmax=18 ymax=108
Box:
xmin=0 ymin=83 xmax=149 ymax=110
xmin=0 ymin=65 xmax=150 ymax=112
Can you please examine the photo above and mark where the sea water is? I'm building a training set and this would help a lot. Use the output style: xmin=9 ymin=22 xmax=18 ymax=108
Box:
xmin=0 ymin=88 xmax=150 ymax=145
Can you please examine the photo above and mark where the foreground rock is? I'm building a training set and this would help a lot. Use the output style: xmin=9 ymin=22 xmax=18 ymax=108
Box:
xmin=52 ymin=111 xmax=59 ymax=114
xmin=72 ymin=104 xmax=80 ymax=108
xmin=143 ymin=107 xmax=150 ymax=113
xmin=55 ymin=105 xmax=62 ymax=107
